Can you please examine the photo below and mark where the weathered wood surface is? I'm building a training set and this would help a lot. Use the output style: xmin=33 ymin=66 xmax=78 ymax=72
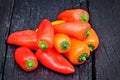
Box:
xmin=89 ymin=0 xmax=120 ymax=80
xmin=0 ymin=0 xmax=120 ymax=80
xmin=0 ymin=0 xmax=14 ymax=80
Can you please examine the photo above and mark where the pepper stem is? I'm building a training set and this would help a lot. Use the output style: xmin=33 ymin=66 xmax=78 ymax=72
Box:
xmin=38 ymin=41 xmax=48 ymax=50
xmin=61 ymin=41 xmax=70 ymax=50
xmin=78 ymin=53 xmax=88 ymax=62
xmin=26 ymin=60 xmax=35 ymax=69
xmin=88 ymin=44 xmax=95 ymax=52
xmin=80 ymin=13 xmax=89 ymax=22
xmin=85 ymin=28 xmax=91 ymax=38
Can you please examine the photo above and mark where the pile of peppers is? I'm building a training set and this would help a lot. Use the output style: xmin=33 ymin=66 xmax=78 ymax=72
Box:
xmin=7 ymin=9 xmax=99 ymax=74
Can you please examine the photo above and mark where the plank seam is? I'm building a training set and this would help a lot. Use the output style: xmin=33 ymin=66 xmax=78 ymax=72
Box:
xmin=71 ymin=0 xmax=94 ymax=79
xmin=86 ymin=0 xmax=96 ymax=80
xmin=1 ymin=0 xmax=16 ymax=80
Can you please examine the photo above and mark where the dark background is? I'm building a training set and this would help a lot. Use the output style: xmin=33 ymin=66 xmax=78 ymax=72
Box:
xmin=0 ymin=0 xmax=120 ymax=80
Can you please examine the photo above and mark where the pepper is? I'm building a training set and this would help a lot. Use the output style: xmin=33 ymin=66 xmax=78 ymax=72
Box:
xmin=83 ymin=28 xmax=99 ymax=52
xmin=7 ymin=30 xmax=38 ymax=50
xmin=54 ymin=33 xmax=71 ymax=53
xmin=53 ymin=22 xmax=91 ymax=41
xmin=35 ymin=20 xmax=65 ymax=32
xmin=57 ymin=9 xmax=89 ymax=22
xmin=15 ymin=47 xmax=38 ymax=71
xmin=52 ymin=20 xmax=65 ymax=25
xmin=37 ymin=19 xmax=54 ymax=50
xmin=64 ymin=38 xmax=90 ymax=65
xmin=35 ymin=48 xmax=75 ymax=74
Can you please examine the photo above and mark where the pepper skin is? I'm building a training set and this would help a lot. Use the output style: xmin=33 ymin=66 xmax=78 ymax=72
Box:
xmin=64 ymin=38 xmax=90 ymax=65
xmin=54 ymin=33 xmax=71 ymax=53
xmin=37 ymin=19 xmax=54 ymax=50
xmin=57 ymin=9 xmax=89 ymax=22
xmin=52 ymin=20 xmax=65 ymax=25
xmin=83 ymin=28 xmax=99 ymax=52
xmin=35 ymin=20 xmax=65 ymax=32
xmin=7 ymin=30 xmax=38 ymax=50
xmin=15 ymin=47 xmax=38 ymax=71
xmin=53 ymin=22 xmax=91 ymax=41
xmin=35 ymin=48 xmax=75 ymax=74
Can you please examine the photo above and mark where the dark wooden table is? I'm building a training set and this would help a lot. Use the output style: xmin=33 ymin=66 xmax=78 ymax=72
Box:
xmin=0 ymin=0 xmax=120 ymax=80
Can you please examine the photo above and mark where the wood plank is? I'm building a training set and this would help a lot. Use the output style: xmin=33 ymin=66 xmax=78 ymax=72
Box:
xmin=3 ymin=0 xmax=92 ymax=80
xmin=0 ymin=0 xmax=14 ymax=80
xmin=88 ymin=0 xmax=120 ymax=80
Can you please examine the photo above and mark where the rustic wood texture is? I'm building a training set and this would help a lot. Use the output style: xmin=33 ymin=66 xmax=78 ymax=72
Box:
xmin=0 ymin=0 xmax=92 ymax=80
xmin=0 ymin=0 xmax=120 ymax=80
xmin=89 ymin=0 xmax=120 ymax=80
xmin=0 ymin=0 xmax=14 ymax=80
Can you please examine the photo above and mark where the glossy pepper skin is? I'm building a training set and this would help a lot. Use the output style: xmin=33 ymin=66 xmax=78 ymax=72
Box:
xmin=15 ymin=47 xmax=38 ymax=71
xmin=37 ymin=19 xmax=54 ymax=50
xmin=35 ymin=48 xmax=75 ymax=74
xmin=57 ymin=9 xmax=89 ymax=22
xmin=64 ymin=38 xmax=90 ymax=65
xmin=35 ymin=20 xmax=65 ymax=32
xmin=54 ymin=33 xmax=71 ymax=53
xmin=7 ymin=30 xmax=38 ymax=50
xmin=51 ymin=20 xmax=65 ymax=25
xmin=53 ymin=22 xmax=91 ymax=41
xmin=83 ymin=28 xmax=99 ymax=52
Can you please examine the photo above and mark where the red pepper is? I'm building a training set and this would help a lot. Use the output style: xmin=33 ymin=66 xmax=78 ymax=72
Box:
xmin=35 ymin=48 xmax=75 ymax=74
xmin=37 ymin=19 xmax=54 ymax=50
xmin=15 ymin=47 xmax=38 ymax=71
xmin=57 ymin=9 xmax=89 ymax=22
xmin=53 ymin=22 xmax=91 ymax=41
xmin=7 ymin=30 xmax=38 ymax=50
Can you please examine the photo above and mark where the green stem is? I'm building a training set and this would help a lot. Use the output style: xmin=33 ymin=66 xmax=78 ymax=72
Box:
xmin=80 ymin=13 xmax=89 ymax=22
xmin=78 ymin=53 xmax=88 ymax=62
xmin=88 ymin=44 xmax=95 ymax=52
xmin=38 ymin=41 xmax=48 ymax=50
xmin=61 ymin=41 xmax=70 ymax=50
xmin=26 ymin=60 xmax=35 ymax=69
xmin=85 ymin=28 xmax=91 ymax=38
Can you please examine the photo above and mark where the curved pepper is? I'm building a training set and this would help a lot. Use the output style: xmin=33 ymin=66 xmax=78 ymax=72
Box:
xmin=83 ymin=28 xmax=99 ymax=52
xmin=37 ymin=19 xmax=54 ymax=50
xmin=64 ymin=38 xmax=90 ymax=65
xmin=57 ymin=9 xmax=89 ymax=22
xmin=7 ymin=30 xmax=38 ymax=50
xmin=15 ymin=47 xmax=38 ymax=71
xmin=53 ymin=22 xmax=91 ymax=41
xmin=35 ymin=48 xmax=75 ymax=74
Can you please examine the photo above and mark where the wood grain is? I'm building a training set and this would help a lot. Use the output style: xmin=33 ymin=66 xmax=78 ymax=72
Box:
xmin=1 ymin=0 xmax=92 ymax=80
xmin=0 ymin=0 xmax=14 ymax=80
xmin=89 ymin=0 xmax=120 ymax=80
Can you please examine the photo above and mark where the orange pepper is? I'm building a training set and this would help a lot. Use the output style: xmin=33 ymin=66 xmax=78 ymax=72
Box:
xmin=83 ymin=28 xmax=99 ymax=52
xmin=64 ymin=38 xmax=90 ymax=65
xmin=54 ymin=33 xmax=71 ymax=53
